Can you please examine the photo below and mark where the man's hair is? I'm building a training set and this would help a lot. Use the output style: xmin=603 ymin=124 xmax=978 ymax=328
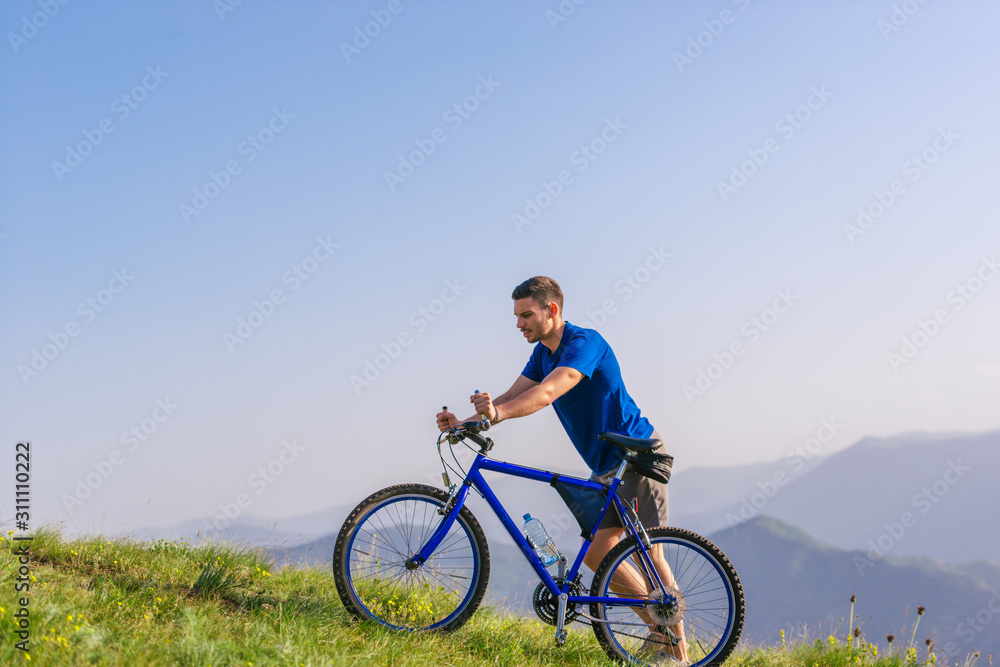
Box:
xmin=512 ymin=276 xmax=564 ymax=313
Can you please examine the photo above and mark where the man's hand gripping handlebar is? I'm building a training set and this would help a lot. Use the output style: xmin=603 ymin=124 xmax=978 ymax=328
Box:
xmin=438 ymin=390 xmax=494 ymax=453
xmin=435 ymin=398 xmax=494 ymax=492
xmin=440 ymin=405 xmax=492 ymax=448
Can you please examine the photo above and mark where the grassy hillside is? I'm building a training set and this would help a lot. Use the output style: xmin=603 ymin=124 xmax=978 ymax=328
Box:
xmin=0 ymin=529 xmax=979 ymax=666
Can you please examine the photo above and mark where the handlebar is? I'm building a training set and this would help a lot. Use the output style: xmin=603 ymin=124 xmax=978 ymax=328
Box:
xmin=440 ymin=403 xmax=493 ymax=452
xmin=448 ymin=419 xmax=492 ymax=447
xmin=435 ymin=400 xmax=494 ymax=490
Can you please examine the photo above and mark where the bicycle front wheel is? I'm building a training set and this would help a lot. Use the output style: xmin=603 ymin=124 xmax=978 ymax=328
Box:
xmin=333 ymin=483 xmax=490 ymax=632
xmin=590 ymin=526 xmax=744 ymax=666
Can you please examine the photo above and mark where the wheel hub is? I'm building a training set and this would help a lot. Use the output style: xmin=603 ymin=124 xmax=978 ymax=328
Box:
xmin=646 ymin=584 xmax=686 ymax=627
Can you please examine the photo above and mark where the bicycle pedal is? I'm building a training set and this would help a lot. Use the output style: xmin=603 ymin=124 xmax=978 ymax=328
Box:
xmin=554 ymin=629 xmax=567 ymax=646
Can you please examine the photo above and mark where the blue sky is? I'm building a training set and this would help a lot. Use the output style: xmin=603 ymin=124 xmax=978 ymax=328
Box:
xmin=2 ymin=1 xmax=999 ymax=536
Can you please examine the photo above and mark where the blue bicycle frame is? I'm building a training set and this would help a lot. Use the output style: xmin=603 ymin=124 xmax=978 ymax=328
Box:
xmin=410 ymin=448 xmax=674 ymax=610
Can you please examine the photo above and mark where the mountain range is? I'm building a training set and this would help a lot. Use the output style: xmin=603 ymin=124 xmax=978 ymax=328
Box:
xmin=671 ymin=430 xmax=997 ymax=563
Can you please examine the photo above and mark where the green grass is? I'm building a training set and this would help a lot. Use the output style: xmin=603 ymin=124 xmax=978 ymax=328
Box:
xmin=0 ymin=528 xmax=981 ymax=666
xmin=731 ymin=633 xmax=971 ymax=667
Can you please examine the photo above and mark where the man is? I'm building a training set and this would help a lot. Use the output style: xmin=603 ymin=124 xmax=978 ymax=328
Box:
xmin=436 ymin=276 xmax=686 ymax=661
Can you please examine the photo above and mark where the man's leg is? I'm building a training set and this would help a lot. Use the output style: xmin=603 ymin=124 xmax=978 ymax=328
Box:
xmin=612 ymin=454 xmax=688 ymax=661
xmin=584 ymin=526 xmax=663 ymax=632
xmin=585 ymin=525 xmax=663 ymax=597
xmin=647 ymin=542 xmax=688 ymax=661
xmin=587 ymin=436 xmax=687 ymax=660
xmin=582 ymin=525 xmax=622 ymax=573
xmin=636 ymin=471 xmax=687 ymax=662
xmin=584 ymin=525 xmax=688 ymax=662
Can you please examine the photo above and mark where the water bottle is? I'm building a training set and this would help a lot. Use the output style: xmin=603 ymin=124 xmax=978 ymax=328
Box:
xmin=522 ymin=513 xmax=560 ymax=567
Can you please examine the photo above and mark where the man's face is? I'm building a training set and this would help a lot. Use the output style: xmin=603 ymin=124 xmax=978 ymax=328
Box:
xmin=514 ymin=297 xmax=554 ymax=343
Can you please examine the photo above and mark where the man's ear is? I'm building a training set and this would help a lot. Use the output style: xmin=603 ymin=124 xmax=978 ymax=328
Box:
xmin=548 ymin=301 xmax=559 ymax=317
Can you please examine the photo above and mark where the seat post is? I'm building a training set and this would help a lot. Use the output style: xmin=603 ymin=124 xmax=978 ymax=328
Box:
xmin=612 ymin=453 xmax=633 ymax=481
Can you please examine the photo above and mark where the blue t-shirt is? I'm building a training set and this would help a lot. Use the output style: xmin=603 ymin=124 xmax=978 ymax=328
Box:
xmin=521 ymin=321 xmax=654 ymax=475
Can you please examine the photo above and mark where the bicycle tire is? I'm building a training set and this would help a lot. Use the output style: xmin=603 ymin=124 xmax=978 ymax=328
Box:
xmin=333 ymin=483 xmax=490 ymax=632
xmin=590 ymin=526 xmax=744 ymax=666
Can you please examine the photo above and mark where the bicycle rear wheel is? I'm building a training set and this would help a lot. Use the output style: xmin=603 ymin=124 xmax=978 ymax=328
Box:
xmin=333 ymin=483 xmax=490 ymax=632
xmin=590 ymin=526 xmax=744 ymax=666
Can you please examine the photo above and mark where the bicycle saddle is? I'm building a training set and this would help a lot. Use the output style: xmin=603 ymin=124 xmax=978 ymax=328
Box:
xmin=598 ymin=432 xmax=662 ymax=453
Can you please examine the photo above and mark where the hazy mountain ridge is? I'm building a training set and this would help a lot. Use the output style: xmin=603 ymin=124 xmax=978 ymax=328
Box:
xmin=756 ymin=430 xmax=997 ymax=562
xmin=710 ymin=516 xmax=999 ymax=660
xmin=671 ymin=430 xmax=998 ymax=563
xmin=141 ymin=429 xmax=998 ymax=565
xmin=136 ymin=503 xmax=358 ymax=549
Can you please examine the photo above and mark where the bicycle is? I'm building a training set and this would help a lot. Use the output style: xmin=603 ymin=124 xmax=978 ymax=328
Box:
xmin=333 ymin=414 xmax=744 ymax=665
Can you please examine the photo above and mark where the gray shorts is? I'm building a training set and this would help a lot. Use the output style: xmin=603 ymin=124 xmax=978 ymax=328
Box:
xmin=591 ymin=430 xmax=670 ymax=532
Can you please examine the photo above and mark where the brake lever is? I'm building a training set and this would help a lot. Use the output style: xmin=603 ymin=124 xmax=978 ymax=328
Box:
xmin=443 ymin=406 xmax=461 ymax=445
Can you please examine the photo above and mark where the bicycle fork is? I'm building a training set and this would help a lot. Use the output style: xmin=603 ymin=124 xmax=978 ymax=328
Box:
xmin=406 ymin=481 xmax=473 ymax=568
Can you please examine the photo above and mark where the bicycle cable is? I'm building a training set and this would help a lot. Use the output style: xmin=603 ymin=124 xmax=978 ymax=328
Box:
xmin=435 ymin=430 xmax=486 ymax=500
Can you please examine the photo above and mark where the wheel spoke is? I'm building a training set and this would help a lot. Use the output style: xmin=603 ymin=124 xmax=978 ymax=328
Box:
xmin=390 ymin=501 xmax=410 ymax=553
xmin=373 ymin=513 xmax=409 ymax=557
xmin=590 ymin=527 xmax=743 ymax=667
xmin=358 ymin=528 xmax=407 ymax=558
xmin=335 ymin=488 xmax=488 ymax=632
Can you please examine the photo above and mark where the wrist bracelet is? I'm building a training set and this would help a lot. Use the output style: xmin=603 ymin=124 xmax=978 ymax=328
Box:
xmin=493 ymin=405 xmax=500 ymax=422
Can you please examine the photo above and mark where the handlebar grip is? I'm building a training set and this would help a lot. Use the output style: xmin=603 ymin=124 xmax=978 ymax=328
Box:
xmin=474 ymin=390 xmax=490 ymax=423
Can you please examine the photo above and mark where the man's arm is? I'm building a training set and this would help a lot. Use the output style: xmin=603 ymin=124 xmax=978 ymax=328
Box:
xmin=493 ymin=374 xmax=539 ymax=406
xmin=490 ymin=366 xmax=582 ymax=422
xmin=436 ymin=374 xmax=539 ymax=430
xmin=437 ymin=368 xmax=582 ymax=430
xmin=456 ymin=375 xmax=540 ymax=424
